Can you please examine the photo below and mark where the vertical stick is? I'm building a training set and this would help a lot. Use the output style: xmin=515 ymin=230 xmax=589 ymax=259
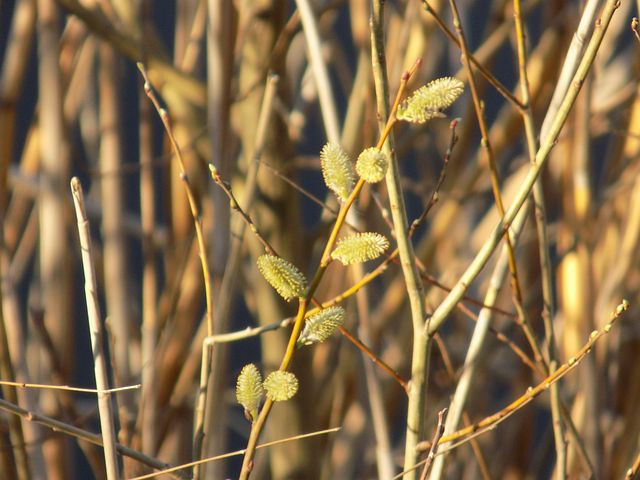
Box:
xmin=37 ymin=0 xmax=72 ymax=475
xmin=370 ymin=3 xmax=428 ymax=478
xmin=512 ymin=0 xmax=566 ymax=476
xmin=139 ymin=42 xmax=158 ymax=459
xmin=70 ymin=178 xmax=120 ymax=480
xmin=99 ymin=41 xmax=134 ymax=450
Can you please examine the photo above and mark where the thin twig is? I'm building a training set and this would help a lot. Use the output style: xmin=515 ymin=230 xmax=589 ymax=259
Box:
xmin=437 ymin=300 xmax=628 ymax=450
xmin=408 ymin=119 xmax=459 ymax=238
xmin=0 ymin=381 xmax=140 ymax=394
xmin=208 ymin=164 xmax=279 ymax=256
xmin=0 ymin=397 xmax=184 ymax=479
xmin=626 ymin=448 xmax=640 ymax=479
xmin=447 ymin=0 xmax=541 ymax=368
xmin=424 ymin=0 xmax=622 ymax=338
xmin=632 ymin=17 xmax=640 ymax=44
xmin=422 ymin=1 xmax=525 ymax=110
xmin=338 ymin=325 xmax=408 ymax=392
xmin=419 ymin=408 xmax=448 ymax=480
xmin=427 ymin=199 xmax=531 ymax=480
xmin=401 ymin=299 xmax=629 ymax=477
xmin=294 ymin=0 xmax=340 ymax=143
xmin=137 ymin=63 xmax=216 ymax=470
xmin=70 ymin=177 xmax=120 ymax=480
xmin=260 ymin=159 xmax=340 ymax=215
xmin=129 ymin=427 xmax=341 ymax=480
xmin=212 ymin=318 xmax=295 ymax=343
xmin=512 ymin=0 xmax=566 ymax=477
xmin=137 ymin=63 xmax=215 ymax=338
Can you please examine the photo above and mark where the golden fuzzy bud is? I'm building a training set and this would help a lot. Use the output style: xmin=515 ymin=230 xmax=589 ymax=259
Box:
xmin=320 ymin=142 xmax=355 ymax=201
xmin=257 ymin=255 xmax=307 ymax=301
xmin=264 ymin=371 xmax=299 ymax=402
xmin=297 ymin=306 xmax=345 ymax=347
xmin=236 ymin=364 xmax=263 ymax=422
xmin=397 ymin=77 xmax=464 ymax=124
xmin=331 ymin=232 xmax=390 ymax=265
xmin=356 ymin=148 xmax=389 ymax=183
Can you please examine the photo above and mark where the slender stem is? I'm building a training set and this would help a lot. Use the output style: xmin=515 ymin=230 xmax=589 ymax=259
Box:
xmin=131 ymin=427 xmax=341 ymax=480
xmin=0 ymin=264 xmax=30 ymax=480
xmin=419 ymin=408 xmax=448 ymax=480
xmin=370 ymin=3 xmax=428 ymax=477
xmin=427 ymin=201 xmax=531 ymax=480
xmin=70 ymin=178 xmax=120 ymax=480
xmin=137 ymin=63 xmax=216 ymax=472
xmin=539 ymin=0 xmax=603 ymax=143
xmin=0 ymin=398 xmax=182 ymax=478
xmin=422 ymin=1 xmax=526 ymax=111
xmin=625 ymin=449 xmax=640 ymax=479
xmin=0 ymin=381 xmax=139 ymax=393
xmin=436 ymin=300 xmax=628 ymax=448
xmin=425 ymin=0 xmax=621 ymax=339
xmin=138 ymin=5 xmax=158 ymax=454
xmin=512 ymin=1 xmax=566 ymax=477
xmin=351 ymin=255 xmax=396 ymax=478
xmin=138 ymin=64 xmax=215 ymax=339
xmin=338 ymin=325 xmax=408 ymax=392
xmin=447 ymin=0 xmax=542 ymax=367
xmin=294 ymin=0 xmax=340 ymax=143
xmin=209 ymin=164 xmax=279 ymax=256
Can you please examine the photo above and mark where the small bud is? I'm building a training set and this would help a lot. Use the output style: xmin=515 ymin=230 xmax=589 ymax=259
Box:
xmin=257 ymin=255 xmax=307 ymax=301
xmin=264 ymin=371 xmax=299 ymax=402
xmin=397 ymin=77 xmax=464 ymax=124
xmin=356 ymin=148 xmax=389 ymax=183
xmin=297 ymin=306 xmax=345 ymax=347
xmin=331 ymin=232 xmax=390 ymax=265
xmin=236 ymin=364 xmax=263 ymax=422
xmin=617 ymin=299 xmax=629 ymax=315
xmin=320 ymin=142 xmax=355 ymax=201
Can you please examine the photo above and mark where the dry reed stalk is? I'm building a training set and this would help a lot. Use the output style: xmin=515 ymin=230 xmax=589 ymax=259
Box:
xmin=138 ymin=2 xmax=158 ymax=461
xmin=0 ymin=260 xmax=30 ymax=480
xmin=511 ymin=0 xmax=566 ymax=476
xmin=198 ymin=74 xmax=279 ymax=478
xmin=0 ymin=397 xmax=182 ymax=477
xmin=234 ymin=2 xmax=310 ymax=477
xmin=71 ymin=178 xmax=120 ymax=480
xmin=352 ymin=261 xmax=395 ymax=480
xmin=56 ymin=0 xmax=206 ymax=106
xmin=428 ymin=200 xmax=531 ymax=480
xmin=37 ymin=0 xmax=74 ymax=476
xmin=99 ymin=43 xmax=135 ymax=456
xmin=138 ymin=65 xmax=216 ymax=479
xmin=0 ymin=1 xmax=39 ymax=477
xmin=446 ymin=0 xmax=537 ymax=372
xmin=194 ymin=1 xmax=236 ymax=476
